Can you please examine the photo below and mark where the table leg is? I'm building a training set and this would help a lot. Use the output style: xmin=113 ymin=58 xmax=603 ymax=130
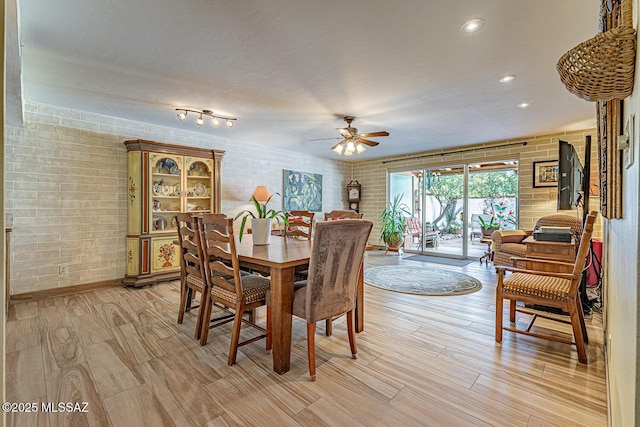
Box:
xmin=270 ymin=266 xmax=295 ymax=374
xmin=479 ymin=240 xmax=492 ymax=265
xmin=355 ymin=263 xmax=364 ymax=332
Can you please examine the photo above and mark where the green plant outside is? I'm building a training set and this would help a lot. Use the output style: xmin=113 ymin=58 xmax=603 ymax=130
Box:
xmin=234 ymin=194 xmax=289 ymax=241
xmin=380 ymin=193 xmax=411 ymax=245
xmin=477 ymin=215 xmax=499 ymax=229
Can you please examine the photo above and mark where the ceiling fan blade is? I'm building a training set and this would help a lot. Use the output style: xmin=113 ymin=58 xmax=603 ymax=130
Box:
xmin=331 ymin=139 xmax=347 ymax=150
xmin=356 ymin=137 xmax=380 ymax=147
xmin=308 ymin=137 xmax=342 ymax=141
xmin=338 ymin=128 xmax=353 ymax=138
xmin=357 ymin=131 xmax=389 ymax=138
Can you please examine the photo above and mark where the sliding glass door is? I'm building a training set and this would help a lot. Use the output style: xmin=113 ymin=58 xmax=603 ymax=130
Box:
xmin=389 ymin=159 xmax=518 ymax=260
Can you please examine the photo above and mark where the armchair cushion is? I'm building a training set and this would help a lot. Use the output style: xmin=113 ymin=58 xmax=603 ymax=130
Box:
xmin=499 ymin=230 xmax=527 ymax=244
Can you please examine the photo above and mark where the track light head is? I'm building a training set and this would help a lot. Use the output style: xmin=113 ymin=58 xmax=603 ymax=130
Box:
xmin=196 ymin=114 xmax=204 ymax=126
xmin=212 ymin=118 xmax=220 ymax=127
xmin=177 ymin=111 xmax=186 ymax=121
xmin=226 ymin=119 xmax=234 ymax=128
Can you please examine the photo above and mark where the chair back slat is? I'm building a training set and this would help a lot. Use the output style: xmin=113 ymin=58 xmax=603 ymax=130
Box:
xmin=304 ymin=219 xmax=373 ymax=323
xmin=324 ymin=210 xmax=363 ymax=220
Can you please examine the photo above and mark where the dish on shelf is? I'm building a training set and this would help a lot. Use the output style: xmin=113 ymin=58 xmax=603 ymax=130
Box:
xmin=153 ymin=182 xmax=170 ymax=196
xmin=192 ymin=182 xmax=208 ymax=197
xmin=153 ymin=199 xmax=161 ymax=210
xmin=172 ymin=183 xmax=180 ymax=196
xmin=164 ymin=158 xmax=180 ymax=175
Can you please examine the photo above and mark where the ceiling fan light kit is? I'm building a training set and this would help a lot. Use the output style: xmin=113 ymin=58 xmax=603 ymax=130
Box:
xmin=313 ymin=116 xmax=389 ymax=156
xmin=175 ymin=108 xmax=237 ymax=128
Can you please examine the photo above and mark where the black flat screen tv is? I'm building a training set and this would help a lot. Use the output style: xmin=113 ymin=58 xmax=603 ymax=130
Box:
xmin=557 ymin=140 xmax=584 ymax=210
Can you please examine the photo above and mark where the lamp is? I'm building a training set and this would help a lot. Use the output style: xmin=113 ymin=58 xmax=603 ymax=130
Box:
xmin=250 ymin=186 xmax=272 ymax=203
xmin=332 ymin=138 xmax=368 ymax=156
xmin=175 ymin=108 xmax=237 ymax=128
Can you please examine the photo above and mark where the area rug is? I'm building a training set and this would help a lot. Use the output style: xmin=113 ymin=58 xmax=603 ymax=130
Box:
xmin=364 ymin=265 xmax=482 ymax=296
xmin=403 ymin=254 xmax=473 ymax=267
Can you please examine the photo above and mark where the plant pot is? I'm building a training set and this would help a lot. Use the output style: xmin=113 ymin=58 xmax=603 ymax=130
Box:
xmin=481 ymin=227 xmax=498 ymax=238
xmin=384 ymin=233 xmax=403 ymax=250
xmin=251 ymin=218 xmax=272 ymax=245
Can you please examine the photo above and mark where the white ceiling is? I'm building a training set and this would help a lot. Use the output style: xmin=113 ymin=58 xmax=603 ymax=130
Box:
xmin=11 ymin=0 xmax=599 ymax=160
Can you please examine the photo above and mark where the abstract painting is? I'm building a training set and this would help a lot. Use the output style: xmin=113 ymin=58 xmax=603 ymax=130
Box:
xmin=283 ymin=170 xmax=322 ymax=211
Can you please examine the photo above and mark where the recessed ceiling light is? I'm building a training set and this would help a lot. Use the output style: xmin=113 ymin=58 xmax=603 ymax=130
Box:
xmin=461 ymin=19 xmax=485 ymax=33
xmin=499 ymin=75 xmax=516 ymax=83
xmin=517 ymin=102 xmax=531 ymax=108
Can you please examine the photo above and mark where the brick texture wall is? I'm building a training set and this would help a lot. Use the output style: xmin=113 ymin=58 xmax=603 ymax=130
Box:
xmin=5 ymin=102 xmax=350 ymax=295
xmin=351 ymin=129 xmax=601 ymax=244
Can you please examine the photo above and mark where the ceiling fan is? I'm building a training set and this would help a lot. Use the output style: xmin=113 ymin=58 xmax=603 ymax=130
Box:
xmin=310 ymin=116 xmax=389 ymax=156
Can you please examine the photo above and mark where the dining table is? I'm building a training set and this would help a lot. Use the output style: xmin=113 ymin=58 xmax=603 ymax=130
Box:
xmin=235 ymin=235 xmax=365 ymax=374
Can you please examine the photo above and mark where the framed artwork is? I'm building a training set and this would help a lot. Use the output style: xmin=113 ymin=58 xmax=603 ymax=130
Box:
xmin=533 ymin=160 xmax=559 ymax=187
xmin=283 ymin=170 xmax=323 ymax=211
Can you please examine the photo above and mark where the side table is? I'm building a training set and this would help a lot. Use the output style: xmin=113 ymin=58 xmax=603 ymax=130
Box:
xmin=479 ymin=237 xmax=493 ymax=265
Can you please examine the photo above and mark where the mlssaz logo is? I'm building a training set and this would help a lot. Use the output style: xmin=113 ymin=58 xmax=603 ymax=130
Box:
xmin=41 ymin=402 xmax=89 ymax=413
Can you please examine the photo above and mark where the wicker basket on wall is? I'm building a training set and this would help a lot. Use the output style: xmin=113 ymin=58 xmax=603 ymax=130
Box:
xmin=556 ymin=0 xmax=636 ymax=102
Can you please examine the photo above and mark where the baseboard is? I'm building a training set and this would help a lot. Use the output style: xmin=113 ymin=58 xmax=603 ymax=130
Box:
xmin=9 ymin=278 xmax=124 ymax=304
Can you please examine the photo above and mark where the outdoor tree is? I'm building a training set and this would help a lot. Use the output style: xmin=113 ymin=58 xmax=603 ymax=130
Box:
xmin=426 ymin=170 xmax=518 ymax=232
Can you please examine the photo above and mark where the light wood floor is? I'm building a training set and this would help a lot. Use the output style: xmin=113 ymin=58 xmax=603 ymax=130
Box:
xmin=6 ymin=252 xmax=607 ymax=426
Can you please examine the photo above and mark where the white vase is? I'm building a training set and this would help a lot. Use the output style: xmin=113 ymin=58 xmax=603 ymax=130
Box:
xmin=251 ymin=218 xmax=272 ymax=245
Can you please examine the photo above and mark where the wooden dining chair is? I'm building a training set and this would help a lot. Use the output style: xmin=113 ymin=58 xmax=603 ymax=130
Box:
xmin=495 ymin=211 xmax=598 ymax=364
xmin=324 ymin=209 xmax=363 ymax=220
xmin=285 ymin=210 xmax=315 ymax=240
xmin=267 ymin=219 xmax=373 ymax=380
xmin=175 ymin=213 xmax=208 ymax=339
xmin=198 ymin=214 xmax=271 ymax=365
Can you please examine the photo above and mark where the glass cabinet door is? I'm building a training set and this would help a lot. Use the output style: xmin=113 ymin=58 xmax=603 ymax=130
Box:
xmin=184 ymin=157 xmax=213 ymax=215
xmin=149 ymin=153 xmax=183 ymax=233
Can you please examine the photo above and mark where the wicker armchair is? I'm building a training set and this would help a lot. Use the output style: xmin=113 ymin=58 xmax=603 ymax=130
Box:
xmin=492 ymin=214 xmax=583 ymax=268
xmin=495 ymin=211 xmax=597 ymax=364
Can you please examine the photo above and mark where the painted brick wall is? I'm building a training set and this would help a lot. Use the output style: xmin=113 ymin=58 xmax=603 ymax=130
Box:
xmin=5 ymin=102 xmax=350 ymax=295
xmin=352 ymin=129 xmax=601 ymax=244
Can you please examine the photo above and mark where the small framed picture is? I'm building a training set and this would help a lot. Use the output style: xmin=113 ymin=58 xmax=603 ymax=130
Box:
xmin=533 ymin=160 xmax=559 ymax=187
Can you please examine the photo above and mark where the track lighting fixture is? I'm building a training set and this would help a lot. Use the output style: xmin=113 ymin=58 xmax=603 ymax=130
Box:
xmin=175 ymin=108 xmax=237 ymax=128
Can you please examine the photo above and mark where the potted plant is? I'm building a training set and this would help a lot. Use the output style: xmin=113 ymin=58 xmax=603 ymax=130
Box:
xmin=235 ymin=194 xmax=288 ymax=245
xmin=478 ymin=215 xmax=499 ymax=237
xmin=380 ymin=194 xmax=411 ymax=250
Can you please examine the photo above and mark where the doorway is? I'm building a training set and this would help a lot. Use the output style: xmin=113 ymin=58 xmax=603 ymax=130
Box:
xmin=389 ymin=160 xmax=519 ymax=260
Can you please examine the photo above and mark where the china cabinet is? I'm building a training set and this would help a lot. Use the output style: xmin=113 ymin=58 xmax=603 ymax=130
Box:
xmin=124 ymin=139 xmax=224 ymax=287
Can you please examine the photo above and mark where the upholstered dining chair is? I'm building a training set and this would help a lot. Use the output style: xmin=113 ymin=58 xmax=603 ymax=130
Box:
xmin=198 ymin=214 xmax=271 ymax=366
xmin=175 ymin=213 xmax=208 ymax=339
xmin=322 ymin=209 xmax=364 ymax=336
xmin=324 ymin=209 xmax=363 ymax=220
xmin=267 ymin=219 xmax=373 ymax=380
xmin=495 ymin=211 xmax=598 ymax=364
